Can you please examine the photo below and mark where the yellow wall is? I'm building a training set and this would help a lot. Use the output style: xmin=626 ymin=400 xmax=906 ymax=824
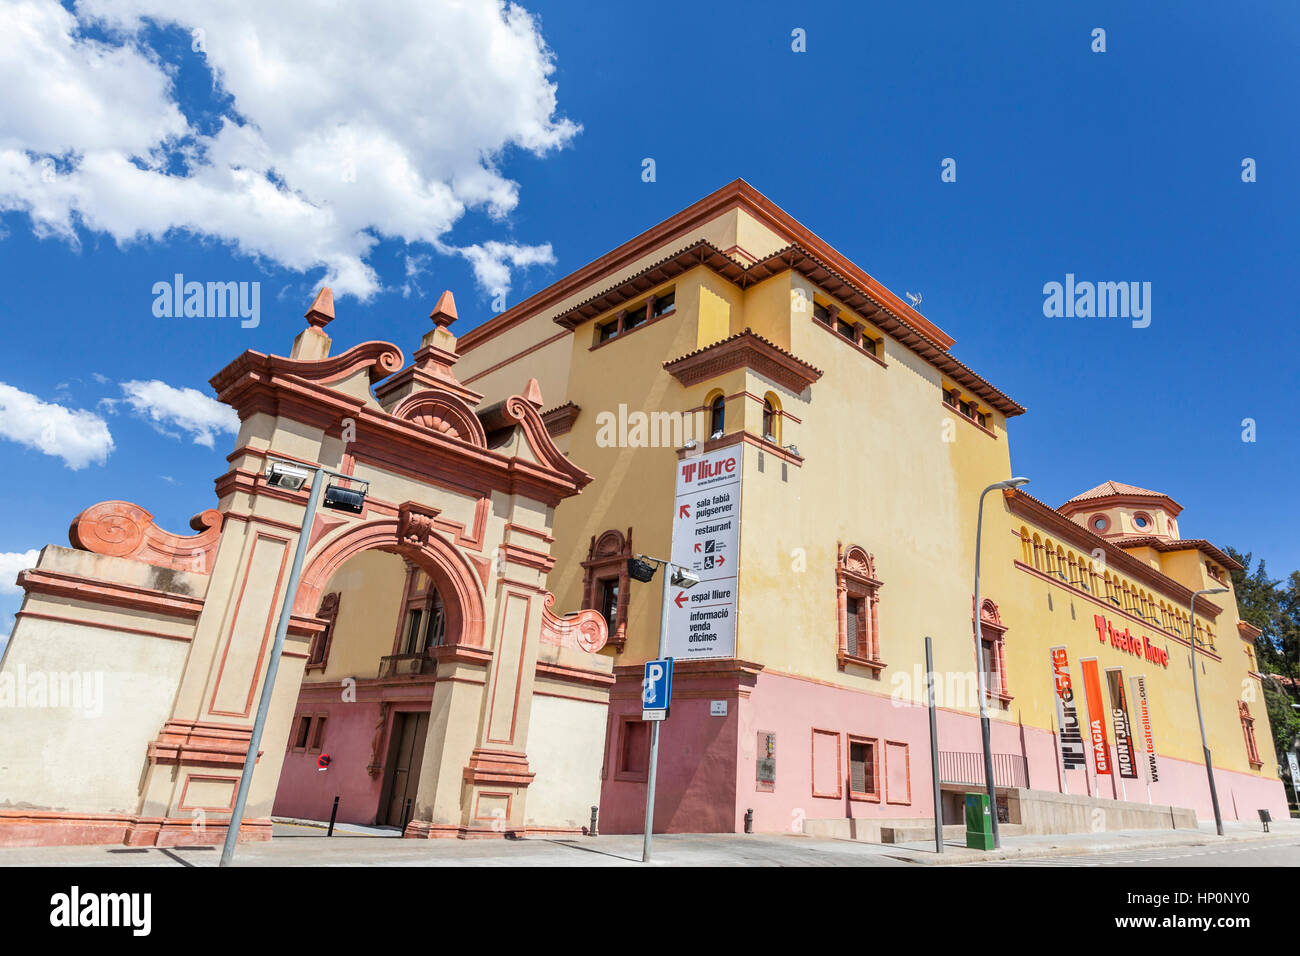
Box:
xmin=448 ymin=205 xmax=1278 ymax=788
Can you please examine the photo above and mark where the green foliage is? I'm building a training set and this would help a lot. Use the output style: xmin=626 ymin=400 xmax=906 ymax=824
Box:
xmin=1263 ymin=678 xmax=1300 ymax=761
xmin=1226 ymin=547 xmax=1299 ymax=678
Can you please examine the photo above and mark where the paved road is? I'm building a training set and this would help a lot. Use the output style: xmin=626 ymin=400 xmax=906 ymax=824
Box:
xmin=3 ymin=823 xmax=1297 ymax=867
xmin=960 ymin=836 xmax=1300 ymax=867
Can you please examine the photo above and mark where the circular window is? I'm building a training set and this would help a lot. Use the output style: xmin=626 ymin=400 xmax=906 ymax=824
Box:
xmin=1133 ymin=512 xmax=1152 ymax=531
xmin=1090 ymin=514 xmax=1111 ymax=533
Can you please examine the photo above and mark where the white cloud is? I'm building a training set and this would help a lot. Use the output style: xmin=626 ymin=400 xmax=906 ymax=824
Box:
xmin=0 ymin=549 xmax=40 ymax=595
xmin=0 ymin=0 xmax=579 ymax=298
xmin=117 ymin=379 xmax=238 ymax=448
xmin=451 ymin=240 xmax=557 ymax=296
xmin=0 ymin=381 xmax=114 ymax=468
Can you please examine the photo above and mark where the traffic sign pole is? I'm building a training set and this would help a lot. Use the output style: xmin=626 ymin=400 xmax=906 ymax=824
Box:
xmin=642 ymin=566 xmax=673 ymax=863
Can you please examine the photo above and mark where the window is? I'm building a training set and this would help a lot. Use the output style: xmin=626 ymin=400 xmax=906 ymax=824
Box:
xmin=598 ymin=578 xmax=620 ymax=635
xmin=1133 ymin=512 xmax=1152 ymax=531
xmin=848 ymin=737 xmax=879 ymax=800
xmin=709 ymin=394 xmax=726 ymax=436
xmin=836 ymin=543 xmax=884 ymax=673
xmin=597 ymin=318 xmax=619 ymax=343
xmin=582 ymin=528 xmax=633 ymax=650
xmin=392 ymin=566 xmax=446 ymax=658
xmin=617 ymin=719 xmax=650 ymax=780
xmin=976 ymin=598 xmax=1012 ymax=706
xmin=836 ymin=318 xmax=856 ymax=341
xmin=622 ymin=302 xmax=647 ymax=332
xmin=309 ymin=715 xmax=328 ymax=753
xmin=292 ymin=714 xmax=312 ymax=751
xmin=860 ymin=335 xmax=879 ymax=357
xmin=846 ymin=596 xmax=863 ymax=656
xmin=306 ymin=592 xmax=340 ymax=672
xmin=943 ymin=385 xmax=990 ymax=430
xmin=761 ymin=393 xmax=781 ymax=444
xmin=651 ymin=291 xmax=675 ymax=317
xmin=813 ymin=302 xmax=832 ymax=325
xmin=1240 ymin=702 xmax=1263 ymax=769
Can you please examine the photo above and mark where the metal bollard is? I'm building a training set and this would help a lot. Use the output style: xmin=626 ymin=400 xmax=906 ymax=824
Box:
xmin=589 ymin=805 xmax=599 ymax=837
xmin=327 ymin=795 xmax=340 ymax=837
xmin=744 ymin=808 xmax=753 ymax=834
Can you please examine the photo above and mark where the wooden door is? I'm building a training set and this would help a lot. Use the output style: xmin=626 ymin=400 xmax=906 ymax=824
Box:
xmin=382 ymin=712 xmax=430 ymax=828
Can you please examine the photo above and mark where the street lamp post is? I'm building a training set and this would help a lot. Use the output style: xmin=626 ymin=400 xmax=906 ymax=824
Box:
xmin=1188 ymin=586 xmax=1229 ymax=837
xmin=628 ymin=553 xmax=699 ymax=864
xmin=219 ymin=459 xmax=365 ymax=868
xmin=973 ymin=477 xmax=1029 ymax=850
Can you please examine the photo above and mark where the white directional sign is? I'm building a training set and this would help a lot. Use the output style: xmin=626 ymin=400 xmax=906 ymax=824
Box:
xmin=667 ymin=446 xmax=741 ymax=660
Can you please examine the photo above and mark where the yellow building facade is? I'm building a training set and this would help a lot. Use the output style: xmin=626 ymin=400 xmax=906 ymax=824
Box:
xmin=451 ymin=179 xmax=1283 ymax=835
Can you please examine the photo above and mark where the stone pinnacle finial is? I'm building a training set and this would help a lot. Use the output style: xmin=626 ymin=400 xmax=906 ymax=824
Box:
xmin=305 ymin=287 xmax=335 ymax=329
xmin=430 ymin=290 xmax=457 ymax=329
xmin=524 ymin=377 xmax=544 ymax=408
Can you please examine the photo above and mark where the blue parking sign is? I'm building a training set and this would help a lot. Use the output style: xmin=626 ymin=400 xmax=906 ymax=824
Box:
xmin=642 ymin=658 xmax=673 ymax=717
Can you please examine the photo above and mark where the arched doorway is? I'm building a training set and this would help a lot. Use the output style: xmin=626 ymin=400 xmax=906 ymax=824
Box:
xmin=273 ymin=519 xmax=486 ymax=833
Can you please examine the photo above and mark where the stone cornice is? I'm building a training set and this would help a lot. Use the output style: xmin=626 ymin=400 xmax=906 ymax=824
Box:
xmin=663 ymin=328 xmax=823 ymax=394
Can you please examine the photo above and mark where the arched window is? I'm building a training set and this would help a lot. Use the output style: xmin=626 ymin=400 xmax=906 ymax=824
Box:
xmin=761 ymin=393 xmax=781 ymax=444
xmin=1032 ymin=534 xmax=1044 ymax=571
xmin=709 ymin=393 xmax=726 ymax=437
xmin=835 ymin=543 xmax=884 ymax=674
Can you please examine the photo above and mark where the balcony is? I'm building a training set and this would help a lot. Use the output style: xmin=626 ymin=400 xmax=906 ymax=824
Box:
xmin=378 ymin=650 xmax=437 ymax=679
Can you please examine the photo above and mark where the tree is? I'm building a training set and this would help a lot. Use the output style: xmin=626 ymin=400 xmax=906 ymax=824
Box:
xmin=1226 ymin=547 xmax=1293 ymax=677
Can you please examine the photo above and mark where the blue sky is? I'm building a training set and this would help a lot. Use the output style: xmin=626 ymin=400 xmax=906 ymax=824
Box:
xmin=1 ymin=0 xmax=1297 ymax=648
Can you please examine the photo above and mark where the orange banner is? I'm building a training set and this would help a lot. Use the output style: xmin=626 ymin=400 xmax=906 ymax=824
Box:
xmin=1080 ymin=657 xmax=1111 ymax=776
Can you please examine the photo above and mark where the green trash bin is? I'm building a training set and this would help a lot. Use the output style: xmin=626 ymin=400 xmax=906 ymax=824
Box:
xmin=964 ymin=792 xmax=994 ymax=850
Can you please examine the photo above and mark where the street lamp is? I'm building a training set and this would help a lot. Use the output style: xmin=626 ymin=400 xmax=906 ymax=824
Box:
xmin=629 ymin=553 xmax=700 ymax=863
xmin=973 ymin=476 xmax=1029 ymax=849
xmin=219 ymin=458 xmax=367 ymax=867
xmin=1188 ymin=586 xmax=1229 ymax=836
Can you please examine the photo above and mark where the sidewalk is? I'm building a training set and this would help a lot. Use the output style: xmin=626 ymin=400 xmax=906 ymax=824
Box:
xmin=0 ymin=818 xmax=1293 ymax=867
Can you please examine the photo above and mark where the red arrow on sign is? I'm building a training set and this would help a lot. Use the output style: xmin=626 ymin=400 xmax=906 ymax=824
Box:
xmin=674 ymin=592 xmax=689 ymax=608
xmin=716 ymin=554 xmax=725 ymax=566
xmin=679 ymin=504 xmax=690 ymax=518
xmin=694 ymin=542 xmax=701 ymax=552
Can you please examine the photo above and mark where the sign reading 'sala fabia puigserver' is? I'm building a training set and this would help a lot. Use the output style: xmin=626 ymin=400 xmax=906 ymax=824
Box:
xmin=668 ymin=446 xmax=741 ymax=660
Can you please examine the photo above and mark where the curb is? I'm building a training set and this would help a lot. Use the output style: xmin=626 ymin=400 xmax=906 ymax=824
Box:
xmin=911 ymin=828 xmax=1287 ymax=866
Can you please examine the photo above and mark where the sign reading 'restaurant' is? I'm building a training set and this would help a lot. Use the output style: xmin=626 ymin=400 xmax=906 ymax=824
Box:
xmin=1094 ymin=615 xmax=1169 ymax=668
xmin=667 ymin=446 xmax=741 ymax=661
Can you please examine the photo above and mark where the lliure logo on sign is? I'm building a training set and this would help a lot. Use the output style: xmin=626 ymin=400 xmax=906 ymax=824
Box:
xmin=1093 ymin=614 xmax=1169 ymax=668
xmin=1042 ymin=274 xmax=1151 ymax=328
xmin=1049 ymin=646 xmax=1087 ymax=770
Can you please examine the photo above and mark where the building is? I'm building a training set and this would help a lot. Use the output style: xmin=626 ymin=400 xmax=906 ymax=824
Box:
xmin=0 ymin=179 xmax=1283 ymax=847
xmin=447 ymin=179 xmax=1285 ymax=835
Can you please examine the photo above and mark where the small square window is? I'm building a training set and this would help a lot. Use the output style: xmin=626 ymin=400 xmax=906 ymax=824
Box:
xmin=623 ymin=303 xmax=646 ymax=331
xmin=309 ymin=715 xmax=328 ymax=752
xmin=813 ymin=303 xmax=832 ymax=325
xmin=849 ymin=739 xmax=878 ymax=799
xmin=598 ymin=319 xmax=619 ymax=343
xmin=651 ymin=292 xmax=675 ymax=317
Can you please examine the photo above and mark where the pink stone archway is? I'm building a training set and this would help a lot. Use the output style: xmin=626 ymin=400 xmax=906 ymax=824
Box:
xmin=294 ymin=517 xmax=487 ymax=647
